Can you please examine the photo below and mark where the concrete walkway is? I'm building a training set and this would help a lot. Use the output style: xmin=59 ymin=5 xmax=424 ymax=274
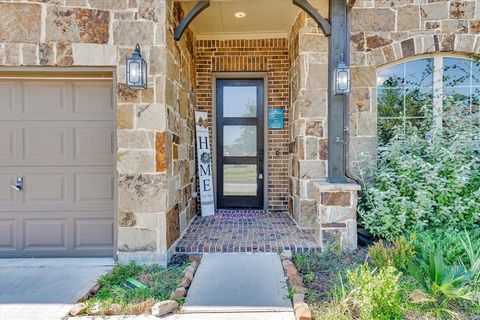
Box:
xmin=180 ymin=253 xmax=295 ymax=319
xmin=0 ymin=258 xmax=114 ymax=320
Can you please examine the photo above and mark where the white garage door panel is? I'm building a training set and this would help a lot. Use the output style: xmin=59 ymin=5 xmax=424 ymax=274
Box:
xmin=0 ymin=77 xmax=114 ymax=257
xmin=0 ymin=80 xmax=113 ymax=121
xmin=0 ymin=122 xmax=114 ymax=166
xmin=0 ymin=220 xmax=15 ymax=249
xmin=0 ymin=166 xmax=114 ymax=212
xmin=0 ymin=212 xmax=114 ymax=257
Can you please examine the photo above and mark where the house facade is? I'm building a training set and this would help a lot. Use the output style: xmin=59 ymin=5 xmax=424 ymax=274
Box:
xmin=0 ymin=0 xmax=478 ymax=264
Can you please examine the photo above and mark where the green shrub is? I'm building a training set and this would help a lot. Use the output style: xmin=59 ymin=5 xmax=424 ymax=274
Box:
xmin=368 ymin=236 xmax=416 ymax=271
xmin=358 ymin=108 xmax=480 ymax=240
xmin=406 ymin=248 xmax=474 ymax=305
xmin=346 ymin=264 xmax=403 ymax=320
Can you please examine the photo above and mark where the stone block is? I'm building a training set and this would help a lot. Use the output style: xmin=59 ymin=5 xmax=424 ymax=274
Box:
xmin=166 ymin=204 xmax=180 ymax=248
xmin=170 ymin=287 xmax=186 ymax=301
xmin=117 ymin=227 xmax=157 ymax=252
xmin=296 ymin=89 xmax=327 ymax=119
xmin=455 ymin=34 xmax=476 ymax=53
xmin=420 ymin=2 xmax=449 ymax=20
xmin=151 ymin=300 xmax=178 ymax=317
xmin=299 ymin=160 xmax=326 ymax=180
xmin=39 ymin=43 xmax=54 ymax=65
xmin=136 ymin=104 xmax=167 ymax=130
xmin=0 ymin=3 xmax=41 ymax=43
xmin=450 ymin=0 xmax=475 ymax=19
xmin=89 ymin=0 xmax=128 ymax=10
xmin=357 ymin=112 xmax=376 ymax=136
xmin=22 ymin=44 xmax=37 ymax=65
xmin=156 ymin=132 xmax=168 ymax=172
xmin=117 ymin=149 xmax=156 ymax=173
xmin=56 ymin=43 xmax=74 ymax=66
xmin=299 ymin=33 xmax=328 ymax=52
xmin=139 ymin=0 xmax=166 ymax=23
xmin=302 ymin=63 xmax=328 ymax=90
xmin=298 ymin=199 xmax=316 ymax=228
xmin=321 ymin=192 xmax=351 ymax=207
xmin=71 ymin=43 xmax=117 ymax=65
xmin=117 ymin=105 xmax=135 ymax=129
xmin=351 ymin=8 xmax=395 ymax=32
xmin=305 ymin=138 xmax=318 ymax=160
xmin=118 ymin=130 xmax=155 ymax=149
xmin=397 ymin=5 xmax=420 ymax=31
xmin=118 ymin=173 xmax=167 ymax=213
xmin=351 ymin=66 xmax=375 ymax=87
xmin=113 ymin=20 xmax=155 ymax=45
xmin=119 ymin=212 xmax=136 ymax=227
xmin=46 ymin=7 xmax=109 ymax=43
xmin=321 ymin=207 xmax=356 ymax=224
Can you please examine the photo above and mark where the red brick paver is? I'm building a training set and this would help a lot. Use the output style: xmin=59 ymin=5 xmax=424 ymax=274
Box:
xmin=176 ymin=211 xmax=320 ymax=254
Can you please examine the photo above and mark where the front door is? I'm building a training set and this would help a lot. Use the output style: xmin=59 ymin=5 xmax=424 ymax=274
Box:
xmin=216 ymin=79 xmax=264 ymax=209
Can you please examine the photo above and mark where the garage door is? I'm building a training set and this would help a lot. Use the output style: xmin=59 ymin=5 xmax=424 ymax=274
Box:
xmin=0 ymin=73 xmax=115 ymax=257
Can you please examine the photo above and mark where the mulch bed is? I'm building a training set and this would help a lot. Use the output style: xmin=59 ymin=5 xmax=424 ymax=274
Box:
xmin=294 ymin=247 xmax=368 ymax=303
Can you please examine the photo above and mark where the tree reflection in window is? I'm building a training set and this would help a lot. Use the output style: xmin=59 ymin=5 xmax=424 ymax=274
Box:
xmin=377 ymin=58 xmax=434 ymax=146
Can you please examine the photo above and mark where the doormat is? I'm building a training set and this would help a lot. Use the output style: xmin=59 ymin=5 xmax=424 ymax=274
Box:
xmin=215 ymin=209 xmax=264 ymax=220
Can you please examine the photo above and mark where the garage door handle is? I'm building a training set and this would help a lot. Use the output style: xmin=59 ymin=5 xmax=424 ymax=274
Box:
xmin=10 ymin=177 xmax=23 ymax=191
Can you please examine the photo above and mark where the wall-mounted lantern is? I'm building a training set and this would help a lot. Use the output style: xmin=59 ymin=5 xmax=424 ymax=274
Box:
xmin=126 ymin=44 xmax=147 ymax=90
xmin=333 ymin=55 xmax=351 ymax=95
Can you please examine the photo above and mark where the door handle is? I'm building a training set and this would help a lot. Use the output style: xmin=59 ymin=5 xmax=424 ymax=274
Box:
xmin=10 ymin=177 xmax=23 ymax=191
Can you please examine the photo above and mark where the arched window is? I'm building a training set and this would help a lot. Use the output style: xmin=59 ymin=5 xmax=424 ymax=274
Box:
xmin=376 ymin=56 xmax=480 ymax=146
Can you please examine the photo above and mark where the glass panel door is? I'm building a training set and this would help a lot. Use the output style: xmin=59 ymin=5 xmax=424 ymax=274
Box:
xmin=216 ymin=79 xmax=264 ymax=209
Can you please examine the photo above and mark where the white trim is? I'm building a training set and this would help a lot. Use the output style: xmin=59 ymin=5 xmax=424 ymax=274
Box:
xmin=196 ymin=32 xmax=288 ymax=40
xmin=432 ymin=55 xmax=443 ymax=128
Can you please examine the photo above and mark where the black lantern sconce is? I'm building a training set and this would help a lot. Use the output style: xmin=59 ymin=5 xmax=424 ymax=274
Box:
xmin=333 ymin=54 xmax=351 ymax=95
xmin=126 ymin=44 xmax=147 ymax=90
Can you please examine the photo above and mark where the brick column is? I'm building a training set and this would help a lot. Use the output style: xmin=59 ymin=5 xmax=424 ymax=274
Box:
xmin=315 ymin=182 xmax=360 ymax=251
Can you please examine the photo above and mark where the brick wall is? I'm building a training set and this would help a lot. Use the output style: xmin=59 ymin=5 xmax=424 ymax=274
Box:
xmin=195 ymin=39 xmax=290 ymax=212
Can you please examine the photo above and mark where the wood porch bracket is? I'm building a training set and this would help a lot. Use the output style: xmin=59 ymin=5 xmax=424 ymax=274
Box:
xmin=174 ymin=1 xmax=210 ymax=41
xmin=292 ymin=0 xmax=332 ymax=36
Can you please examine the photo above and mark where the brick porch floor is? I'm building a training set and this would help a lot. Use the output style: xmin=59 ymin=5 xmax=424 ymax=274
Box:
xmin=175 ymin=210 xmax=320 ymax=254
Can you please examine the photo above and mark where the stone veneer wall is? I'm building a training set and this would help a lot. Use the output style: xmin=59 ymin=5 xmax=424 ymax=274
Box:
xmin=164 ymin=2 xmax=197 ymax=249
xmin=195 ymin=39 xmax=290 ymax=212
xmin=348 ymin=0 xmax=480 ymax=179
xmin=0 ymin=0 xmax=196 ymax=264
xmin=288 ymin=10 xmax=330 ymax=229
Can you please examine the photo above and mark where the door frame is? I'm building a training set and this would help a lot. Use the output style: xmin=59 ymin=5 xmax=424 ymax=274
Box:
xmin=211 ymin=72 xmax=268 ymax=211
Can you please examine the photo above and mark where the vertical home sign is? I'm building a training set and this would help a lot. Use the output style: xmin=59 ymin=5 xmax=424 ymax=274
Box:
xmin=195 ymin=112 xmax=215 ymax=216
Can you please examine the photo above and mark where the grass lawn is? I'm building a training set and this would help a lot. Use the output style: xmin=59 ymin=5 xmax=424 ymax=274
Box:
xmin=83 ymin=256 xmax=188 ymax=315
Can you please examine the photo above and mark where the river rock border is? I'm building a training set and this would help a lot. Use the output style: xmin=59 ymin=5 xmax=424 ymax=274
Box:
xmin=280 ymin=250 xmax=312 ymax=320
xmin=68 ymin=256 xmax=201 ymax=318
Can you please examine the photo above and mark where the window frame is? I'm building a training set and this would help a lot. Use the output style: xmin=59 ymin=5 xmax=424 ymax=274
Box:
xmin=376 ymin=53 xmax=479 ymax=147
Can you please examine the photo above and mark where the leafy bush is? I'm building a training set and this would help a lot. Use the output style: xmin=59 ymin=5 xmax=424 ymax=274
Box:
xmin=368 ymin=236 xmax=416 ymax=271
xmin=346 ymin=265 xmax=403 ymax=320
xmin=358 ymin=108 xmax=480 ymax=240
xmin=413 ymin=229 xmax=480 ymax=267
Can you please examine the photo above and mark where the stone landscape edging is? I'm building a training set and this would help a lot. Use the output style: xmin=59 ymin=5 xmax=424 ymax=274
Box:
xmin=280 ymin=250 xmax=312 ymax=320
xmin=69 ymin=256 xmax=201 ymax=318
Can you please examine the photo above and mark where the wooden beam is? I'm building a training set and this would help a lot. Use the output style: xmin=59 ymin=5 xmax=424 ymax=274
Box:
xmin=174 ymin=1 xmax=210 ymax=41
xmin=346 ymin=0 xmax=357 ymax=11
xmin=292 ymin=0 xmax=332 ymax=36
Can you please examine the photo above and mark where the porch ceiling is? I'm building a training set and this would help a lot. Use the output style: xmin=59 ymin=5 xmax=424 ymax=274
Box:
xmin=178 ymin=0 xmax=329 ymax=39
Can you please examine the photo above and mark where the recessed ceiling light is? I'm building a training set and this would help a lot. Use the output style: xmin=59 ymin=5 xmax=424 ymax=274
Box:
xmin=234 ymin=12 xmax=246 ymax=18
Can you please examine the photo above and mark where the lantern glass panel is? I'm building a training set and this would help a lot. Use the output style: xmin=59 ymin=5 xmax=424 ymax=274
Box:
xmin=129 ymin=60 xmax=141 ymax=84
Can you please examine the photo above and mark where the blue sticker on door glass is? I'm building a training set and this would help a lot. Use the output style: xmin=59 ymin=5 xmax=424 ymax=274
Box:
xmin=268 ymin=108 xmax=284 ymax=129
